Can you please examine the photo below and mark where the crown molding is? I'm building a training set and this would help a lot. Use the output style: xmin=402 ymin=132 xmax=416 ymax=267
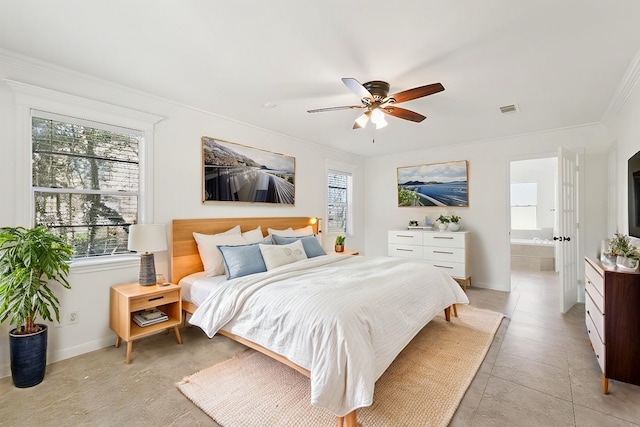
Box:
xmin=605 ymin=48 xmax=640 ymax=116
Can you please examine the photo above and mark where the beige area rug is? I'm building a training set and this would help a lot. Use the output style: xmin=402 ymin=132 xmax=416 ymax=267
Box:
xmin=177 ymin=305 xmax=503 ymax=427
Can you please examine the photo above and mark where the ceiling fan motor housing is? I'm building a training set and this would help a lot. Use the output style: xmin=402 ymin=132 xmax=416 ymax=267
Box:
xmin=363 ymin=81 xmax=390 ymax=101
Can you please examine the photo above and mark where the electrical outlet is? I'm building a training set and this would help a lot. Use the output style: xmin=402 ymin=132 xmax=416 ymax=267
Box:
xmin=68 ymin=310 xmax=79 ymax=325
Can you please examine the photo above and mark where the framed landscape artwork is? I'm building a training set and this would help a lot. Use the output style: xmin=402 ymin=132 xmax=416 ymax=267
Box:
xmin=202 ymin=136 xmax=295 ymax=204
xmin=397 ymin=160 xmax=469 ymax=207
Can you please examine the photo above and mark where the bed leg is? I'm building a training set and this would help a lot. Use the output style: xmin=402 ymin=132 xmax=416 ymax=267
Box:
xmin=444 ymin=306 xmax=451 ymax=321
xmin=452 ymin=304 xmax=458 ymax=317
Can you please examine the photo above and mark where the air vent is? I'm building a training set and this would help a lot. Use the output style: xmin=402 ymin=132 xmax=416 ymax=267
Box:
xmin=500 ymin=104 xmax=518 ymax=114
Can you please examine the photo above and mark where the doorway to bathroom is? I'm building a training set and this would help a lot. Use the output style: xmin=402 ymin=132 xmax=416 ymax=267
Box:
xmin=509 ymin=157 xmax=560 ymax=295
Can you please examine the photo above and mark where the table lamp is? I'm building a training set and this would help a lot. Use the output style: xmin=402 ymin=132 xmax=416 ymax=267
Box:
xmin=128 ymin=224 xmax=167 ymax=286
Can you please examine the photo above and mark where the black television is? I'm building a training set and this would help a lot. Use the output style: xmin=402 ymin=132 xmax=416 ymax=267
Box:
xmin=629 ymin=150 xmax=640 ymax=238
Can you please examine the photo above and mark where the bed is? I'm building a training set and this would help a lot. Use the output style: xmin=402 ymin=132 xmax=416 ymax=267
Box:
xmin=171 ymin=217 xmax=469 ymax=427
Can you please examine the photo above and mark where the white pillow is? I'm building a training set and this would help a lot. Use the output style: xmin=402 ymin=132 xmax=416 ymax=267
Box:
xmin=267 ymin=227 xmax=293 ymax=236
xmin=193 ymin=230 xmax=246 ymax=276
xmin=259 ymin=240 xmax=307 ymax=270
xmin=242 ymin=226 xmax=264 ymax=244
xmin=268 ymin=225 xmax=314 ymax=237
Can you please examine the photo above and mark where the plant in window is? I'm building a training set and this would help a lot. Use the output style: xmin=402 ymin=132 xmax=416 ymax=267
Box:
xmin=0 ymin=226 xmax=73 ymax=387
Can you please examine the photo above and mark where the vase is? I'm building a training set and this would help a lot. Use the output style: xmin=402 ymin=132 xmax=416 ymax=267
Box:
xmin=448 ymin=223 xmax=461 ymax=232
xmin=616 ymin=255 xmax=639 ymax=272
xmin=10 ymin=325 xmax=48 ymax=388
xmin=438 ymin=223 xmax=448 ymax=231
xmin=335 ymin=245 xmax=344 ymax=253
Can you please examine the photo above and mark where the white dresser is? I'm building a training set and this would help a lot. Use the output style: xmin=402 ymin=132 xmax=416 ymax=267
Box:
xmin=388 ymin=229 xmax=471 ymax=290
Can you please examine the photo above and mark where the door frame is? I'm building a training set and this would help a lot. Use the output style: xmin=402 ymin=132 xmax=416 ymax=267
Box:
xmin=506 ymin=149 xmax=585 ymax=309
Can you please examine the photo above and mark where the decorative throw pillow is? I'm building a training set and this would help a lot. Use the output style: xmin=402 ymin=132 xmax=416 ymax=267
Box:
xmin=242 ymin=226 xmax=264 ymax=244
xmin=272 ymin=234 xmax=326 ymax=258
xmin=268 ymin=225 xmax=314 ymax=237
xmin=218 ymin=243 xmax=267 ymax=279
xmin=259 ymin=239 xmax=308 ymax=270
xmin=193 ymin=228 xmax=246 ymax=276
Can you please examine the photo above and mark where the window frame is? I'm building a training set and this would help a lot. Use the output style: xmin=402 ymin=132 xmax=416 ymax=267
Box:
xmin=326 ymin=161 xmax=356 ymax=237
xmin=8 ymin=80 xmax=162 ymax=269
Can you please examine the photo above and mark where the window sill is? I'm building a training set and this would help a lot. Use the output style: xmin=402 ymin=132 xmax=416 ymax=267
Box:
xmin=69 ymin=254 xmax=139 ymax=274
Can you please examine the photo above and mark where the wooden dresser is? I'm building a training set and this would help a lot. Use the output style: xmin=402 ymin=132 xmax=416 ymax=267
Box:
xmin=388 ymin=229 xmax=470 ymax=290
xmin=584 ymin=257 xmax=640 ymax=393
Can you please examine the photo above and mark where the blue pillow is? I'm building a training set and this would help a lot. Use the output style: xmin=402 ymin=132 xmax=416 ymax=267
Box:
xmin=217 ymin=243 xmax=267 ymax=279
xmin=272 ymin=235 xmax=326 ymax=258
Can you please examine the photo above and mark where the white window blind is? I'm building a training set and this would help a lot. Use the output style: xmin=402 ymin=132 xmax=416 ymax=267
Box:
xmin=327 ymin=171 xmax=352 ymax=234
xmin=32 ymin=110 xmax=142 ymax=258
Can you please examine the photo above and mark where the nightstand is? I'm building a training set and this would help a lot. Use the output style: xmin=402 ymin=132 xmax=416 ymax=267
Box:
xmin=328 ymin=250 xmax=359 ymax=255
xmin=110 ymin=282 xmax=182 ymax=364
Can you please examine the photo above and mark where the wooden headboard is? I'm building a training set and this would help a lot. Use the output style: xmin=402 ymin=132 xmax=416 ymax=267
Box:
xmin=170 ymin=217 xmax=319 ymax=283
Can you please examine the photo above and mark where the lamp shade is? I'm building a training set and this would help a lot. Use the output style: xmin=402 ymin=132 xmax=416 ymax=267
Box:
xmin=128 ymin=224 xmax=167 ymax=253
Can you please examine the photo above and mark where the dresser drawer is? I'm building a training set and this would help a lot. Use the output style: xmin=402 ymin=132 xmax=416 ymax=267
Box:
xmin=585 ymin=277 xmax=604 ymax=315
xmin=586 ymin=313 xmax=606 ymax=374
xmin=422 ymin=247 xmax=465 ymax=263
xmin=388 ymin=230 xmax=423 ymax=245
xmin=425 ymin=260 xmax=466 ymax=279
xmin=584 ymin=260 xmax=604 ymax=298
xmin=585 ymin=289 xmax=605 ymax=343
xmin=388 ymin=244 xmax=423 ymax=259
xmin=423 ymin=232 xmax=466 ymax=248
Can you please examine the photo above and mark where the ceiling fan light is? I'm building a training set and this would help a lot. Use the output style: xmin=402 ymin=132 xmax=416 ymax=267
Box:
xmin=371 ymin=108 xmax=384 ymax=124
xmin=354 ymin=113 xmax=369 ymax=129
xmin=375 ymin=116 xmax=388 ymax=129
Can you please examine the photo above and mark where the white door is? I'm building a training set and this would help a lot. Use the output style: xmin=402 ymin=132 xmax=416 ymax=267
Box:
xmin=557 ymin=147 xmax=579 ymax=313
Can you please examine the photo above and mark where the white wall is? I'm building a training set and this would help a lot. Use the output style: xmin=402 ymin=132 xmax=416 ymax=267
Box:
xmin=0 ymin=52 xmax=364 ymax=378
xmin=363 ymin=125 xmax=610 ymax=291
xmin=604 ymin=62 xmax=640 ymax=237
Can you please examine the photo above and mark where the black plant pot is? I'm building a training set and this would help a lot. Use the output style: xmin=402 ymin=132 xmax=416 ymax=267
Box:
xmin=9 ymin=324 xmax=48 ymax=388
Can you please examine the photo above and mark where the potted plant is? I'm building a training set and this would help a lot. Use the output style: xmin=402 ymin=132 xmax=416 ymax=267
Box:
xmin=448 ymin=215 xmax=461 ymax=232
xmin=436 ymin=215 xmax=450 ymax=231
xmin=334 ymin=235 xmax=346 ymax=253
xmin=0 ymin=226 xmax=73 ymax=387
xmin=609 ymin=230 xmax=640 ymax=271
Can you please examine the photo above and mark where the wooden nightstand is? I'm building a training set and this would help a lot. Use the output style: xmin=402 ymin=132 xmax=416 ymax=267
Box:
xmin=328 ymin=250 xmax=359 ymax=255
xmin=110 ymin=282 xmax=182 ymax=364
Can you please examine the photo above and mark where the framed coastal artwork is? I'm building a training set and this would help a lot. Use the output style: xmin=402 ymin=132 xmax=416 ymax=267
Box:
xmin=397 ymin=160 xmax=469 ymax=207
xmin=202 ymin=136 xmax=295 ymax=204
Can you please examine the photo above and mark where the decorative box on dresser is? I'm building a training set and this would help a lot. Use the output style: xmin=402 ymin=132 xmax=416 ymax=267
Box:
xmin=584 ymin=256 xmax=640 ymax=394
xmin=388 ymin=229 xmax=471 ymax=291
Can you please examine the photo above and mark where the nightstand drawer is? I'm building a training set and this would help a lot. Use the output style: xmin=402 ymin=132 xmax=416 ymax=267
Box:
xmin=129 ymin=288 xmax=180 ymax=312
xmin=388 ymin=244 xmax=423 ymax=259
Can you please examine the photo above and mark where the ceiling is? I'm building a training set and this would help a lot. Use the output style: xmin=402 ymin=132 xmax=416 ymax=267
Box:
xmin=1 ymin=1 xmax=640 ymax=157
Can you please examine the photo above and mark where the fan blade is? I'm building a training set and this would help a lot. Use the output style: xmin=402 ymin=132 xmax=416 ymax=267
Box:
xmin=353 ymin=111 xmax=371 ymax=129
xmin=342 ymin=78 xmax=374 ymax=101
xmin=381 ymin=106 xmax=426 ymax=122
xmin=307 ymin=105 xmax=364 ymax=113
xmin=387 ymin=83 xmax=444 ymax=104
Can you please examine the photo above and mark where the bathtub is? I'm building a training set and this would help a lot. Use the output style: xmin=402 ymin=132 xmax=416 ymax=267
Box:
xmin=510 ymin=238 xmax=556 ymax=271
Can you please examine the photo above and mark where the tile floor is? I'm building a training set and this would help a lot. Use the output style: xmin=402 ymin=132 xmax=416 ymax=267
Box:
xmin=451 ymin=268 xmax=640 ymax=426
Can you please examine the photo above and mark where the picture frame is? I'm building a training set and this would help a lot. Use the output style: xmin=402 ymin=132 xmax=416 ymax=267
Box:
xmin=397 ymin=160 xmax=468 ymax=207
xmin=202 ymin=136 xmax=295 ymax=205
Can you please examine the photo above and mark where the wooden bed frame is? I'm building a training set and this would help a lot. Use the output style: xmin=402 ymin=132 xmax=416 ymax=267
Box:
xmin=170 ymin=216 xmax=452 ymax=427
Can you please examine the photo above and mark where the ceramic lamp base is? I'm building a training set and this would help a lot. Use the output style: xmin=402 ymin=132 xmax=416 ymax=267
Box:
xmin=138 ymin=252 xmax=157 ymax=286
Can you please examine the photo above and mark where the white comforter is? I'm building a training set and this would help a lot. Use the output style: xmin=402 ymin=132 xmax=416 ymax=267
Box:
xmin=189 ymin=254 xmax=469 ymax=416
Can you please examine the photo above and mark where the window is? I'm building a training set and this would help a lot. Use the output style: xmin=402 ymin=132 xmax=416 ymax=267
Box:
xmin=31 ymin=111 xmax=142 ymax=258
xmin=327 ymin=171 xmax=352 ymax=234
xmin=510 ymin=182 xmax=537 ymax=230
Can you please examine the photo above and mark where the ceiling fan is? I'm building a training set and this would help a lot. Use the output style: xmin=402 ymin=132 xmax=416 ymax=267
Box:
xmin=307 ymin=78 xmax=444 ymax=130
